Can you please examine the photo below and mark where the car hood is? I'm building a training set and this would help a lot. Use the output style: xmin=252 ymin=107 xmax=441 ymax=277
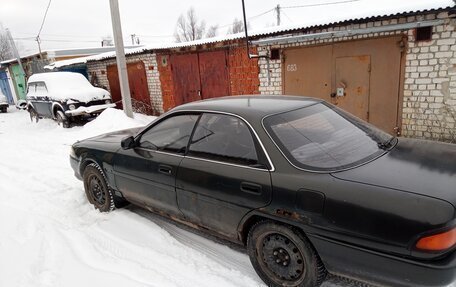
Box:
xmin=84 ymin=127 xmax=144 ymax=143
xmin=332 ymin=138 xmax=456 ymax=207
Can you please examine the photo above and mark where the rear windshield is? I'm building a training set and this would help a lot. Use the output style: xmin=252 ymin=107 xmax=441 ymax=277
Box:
xmin=263 ymin=103 xmax=393 ymax=171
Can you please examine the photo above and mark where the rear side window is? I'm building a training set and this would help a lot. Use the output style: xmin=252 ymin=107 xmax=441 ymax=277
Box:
xmin=188 ymin=113 xmax=259 ymax=166
xmin=139 ymin=114 xmax=198 ymax=154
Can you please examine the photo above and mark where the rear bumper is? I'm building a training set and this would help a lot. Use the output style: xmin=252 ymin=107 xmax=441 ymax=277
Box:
xmin=70 ymin=155 xmax=82 ymax=180
xmin=65 ymin=103 xmax=116 ymax=117
xmin=309 ymin=234 xmax=456 ymax=287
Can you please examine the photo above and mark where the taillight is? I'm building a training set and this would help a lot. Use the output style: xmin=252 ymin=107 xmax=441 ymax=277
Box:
xmin=416 ymin=227 xmax=456 ymax=251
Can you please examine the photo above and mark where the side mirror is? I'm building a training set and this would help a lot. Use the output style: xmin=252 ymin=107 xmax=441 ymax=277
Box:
xmin=121 ymin=136 xmax=136 ymax=150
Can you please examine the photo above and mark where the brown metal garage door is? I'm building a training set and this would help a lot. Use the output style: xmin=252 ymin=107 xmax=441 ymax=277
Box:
xmin=170 ymin=50 xmax=230 ymax=106
xmin=170 ymin=53 xmax=201 ymax=106
xmin=283 ymin=36 xmax=404 ymax=134
xmin=199 ymin=50 xmax=230 ymax=99
xmin=107 ymin=61 xmax=154 ymax=115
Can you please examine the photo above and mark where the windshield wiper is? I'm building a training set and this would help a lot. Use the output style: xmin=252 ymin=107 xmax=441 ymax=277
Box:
xmin=378 ymin=137 xmax=396 ymax=150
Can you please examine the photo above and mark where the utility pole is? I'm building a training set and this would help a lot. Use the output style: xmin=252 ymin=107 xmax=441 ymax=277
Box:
xmin=109 ymin=0 xmax=133 ymax=118
xmin=36 ymin=36 xmax=42 ymax=58
xmin=5 ymin=29 xmax=26 ymax=78
xmin=276 ymin=4 xmax=281 ymax=26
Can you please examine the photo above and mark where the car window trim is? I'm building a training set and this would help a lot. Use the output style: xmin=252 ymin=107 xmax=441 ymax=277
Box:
xmin=187 ymin=112 xmax=265 ymax=169
xmin=261 ymin=104 xmax=389 ymax=174
xmin=136 ymin=109 xmax=275 ymax=172
xmin=185 ymin=110 xmax=274 ymax=171
xmin=136 ymin=112 xmax=200 ymax=155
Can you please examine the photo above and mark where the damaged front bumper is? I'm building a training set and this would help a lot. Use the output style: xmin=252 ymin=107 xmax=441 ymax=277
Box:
xmin=65 ymin=103 xmax=116 ymax=117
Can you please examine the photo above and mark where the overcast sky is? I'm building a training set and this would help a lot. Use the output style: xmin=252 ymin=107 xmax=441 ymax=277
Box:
xmin=0 ymin=0 xmax=452 ymax=56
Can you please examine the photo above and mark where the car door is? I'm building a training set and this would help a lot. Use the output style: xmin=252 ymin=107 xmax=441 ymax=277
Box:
xmin=176 ymin=113 xmax=273 ymax=239
xmin=32 ymin=82 xmax=53 ymax=117
xmin=113 ymin=113 xmax=199 ymax=216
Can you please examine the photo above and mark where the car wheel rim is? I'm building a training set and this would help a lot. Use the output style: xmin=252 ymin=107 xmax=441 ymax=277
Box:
xmin=258 ymin=233 xmax=305 ymax=283
xmin=89 ymin=175 xmax=106 ymax=206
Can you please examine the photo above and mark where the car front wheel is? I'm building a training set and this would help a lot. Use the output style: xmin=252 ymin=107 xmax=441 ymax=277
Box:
xmin=247 ymin=221 xmax=326 ymax=287
xmin=82 ymin=163 xmax=115 ymax=212
xmin=56 ymin=110 xmax=70 ymax=128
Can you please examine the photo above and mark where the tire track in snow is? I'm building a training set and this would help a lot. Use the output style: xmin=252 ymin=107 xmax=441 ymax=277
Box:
xmin=131 ymin=207 xmax=262 ymax=281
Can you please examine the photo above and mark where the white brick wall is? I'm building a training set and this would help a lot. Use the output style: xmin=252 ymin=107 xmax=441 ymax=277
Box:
xmin=257 ymin=11 xmax=456 ymax=142
xmin=87 ymin=53 xmax=164 ymax=114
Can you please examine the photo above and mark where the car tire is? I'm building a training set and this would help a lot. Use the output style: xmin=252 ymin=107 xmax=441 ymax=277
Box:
xmin=28 ymin=107 xmax=39 ymax=123
xmin=82 ymin=163 xmax=115 ymax=212
xmin=247 ymin=221 xmax=326 ymax=287
xmin=56 ymin=110 xmax=70 ymax=128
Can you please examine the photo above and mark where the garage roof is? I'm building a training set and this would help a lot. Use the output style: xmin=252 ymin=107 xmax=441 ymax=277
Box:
xmin=46 ymin=0 xmax=454 ymax=68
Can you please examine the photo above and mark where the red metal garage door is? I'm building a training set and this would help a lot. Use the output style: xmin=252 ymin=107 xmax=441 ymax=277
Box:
xmin=170 ymin=53 xmax=201 ymax=106
xmin=107 ymin=61 xmax=154 ymax=115
xmin=199 ymin=50 xmax=230 ymax=99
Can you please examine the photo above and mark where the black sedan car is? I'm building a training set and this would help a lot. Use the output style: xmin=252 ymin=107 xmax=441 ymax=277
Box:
xmin=70 ymin=96 xmax=456 ymax=287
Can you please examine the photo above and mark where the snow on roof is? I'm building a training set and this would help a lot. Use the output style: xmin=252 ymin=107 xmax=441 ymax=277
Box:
xmin=45 ymin=0 xmax=454 ymax=68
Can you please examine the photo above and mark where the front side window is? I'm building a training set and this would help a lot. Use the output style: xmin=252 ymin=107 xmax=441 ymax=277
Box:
xmin=188 ymin=113 xmax=259 ymax=166
xmin=35 ymin=82 xmax=47 ymax=93
xmin=139 ymin=114 xmax=198 ymax=154
xmin=263 ymin=103 xmax=393 ymax=171
xmin=27 ymin=83 xmax=36 ymax=93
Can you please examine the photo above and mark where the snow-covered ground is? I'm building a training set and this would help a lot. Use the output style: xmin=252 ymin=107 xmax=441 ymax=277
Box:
xmin=0 ymin=107 xmax=363 ymax=287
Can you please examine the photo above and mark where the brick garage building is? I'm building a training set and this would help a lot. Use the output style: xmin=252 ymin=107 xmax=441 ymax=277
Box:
xmin=253 ymin=5 xmax=456 ymax=142
xmin=86 ymin=50 xmax=163 ymax=115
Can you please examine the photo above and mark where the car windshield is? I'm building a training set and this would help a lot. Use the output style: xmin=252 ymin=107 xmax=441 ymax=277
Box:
xmin=263 ymin=103 xmax=394 ymax=171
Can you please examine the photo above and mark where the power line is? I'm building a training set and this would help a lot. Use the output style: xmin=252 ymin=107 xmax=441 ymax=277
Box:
xmin=217 ymin=7 xmax=275 ymax=29
xmin=37 ymin=0 xmax=52 ymax=37
xmin=282 ymin=10 xmax=294 ymax=24
xmin=282 ymin=0 xmax=361 ymax=9
xmin=36 ymin=0 xmax=52 ymax=56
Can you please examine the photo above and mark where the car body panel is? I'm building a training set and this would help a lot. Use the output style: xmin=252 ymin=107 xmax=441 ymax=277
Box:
xmin=332 ymin=138 xmax=456 ymax=206
xmin=176 ymin=157 xmax=272 ymax=238
xmin=112 ymin=148 xmax=184 ymax=216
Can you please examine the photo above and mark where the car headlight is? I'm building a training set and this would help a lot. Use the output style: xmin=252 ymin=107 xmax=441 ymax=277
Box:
xmin=69 ymin=104 xmax=76 ymax=110
xmin=69 ymin=146 xmax=77 ymax=159
xmin=105 ymin=99 xmax=111 ymax=104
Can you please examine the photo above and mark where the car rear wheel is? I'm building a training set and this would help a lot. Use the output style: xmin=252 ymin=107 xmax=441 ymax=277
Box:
xmin=56 ymin=110 xmax=70 ymax=128
xmin=247 ymin=221 xmax=326 ymax=287
xmin=83 ymin=163 xmax=115 ymax=212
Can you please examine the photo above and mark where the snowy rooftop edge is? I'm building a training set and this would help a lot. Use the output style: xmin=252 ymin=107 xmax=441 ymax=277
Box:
xmin=44 ymin=2 xmax=454 ymax=69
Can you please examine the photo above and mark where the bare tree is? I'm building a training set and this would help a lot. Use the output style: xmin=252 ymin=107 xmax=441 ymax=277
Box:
xmin=174 ymin=7 xmax=206 ymax=42
xmin=0 ymin=26 xmax=13 ymax=61
xmin=227 ymin=18 xmax=246 ymax=34
xmin=206 ymin=25 xmax=219 ymax=38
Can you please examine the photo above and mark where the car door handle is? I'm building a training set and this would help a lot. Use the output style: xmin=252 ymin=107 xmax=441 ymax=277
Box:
xmin=240 ymin=182 xmax=262 ymax=195
xmin=158 ymin=165 xmax=172 ymax=175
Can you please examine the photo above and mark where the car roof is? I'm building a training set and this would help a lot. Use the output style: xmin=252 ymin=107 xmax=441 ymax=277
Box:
xmin=172 ymin=95 xmax=322 ymax=120
xmin=28 ymin=72 xmax=86 ymax=84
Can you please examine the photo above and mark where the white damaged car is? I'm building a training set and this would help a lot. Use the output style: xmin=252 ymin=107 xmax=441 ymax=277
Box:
xmin=26 ymin=72 xmax=115 ymax=127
